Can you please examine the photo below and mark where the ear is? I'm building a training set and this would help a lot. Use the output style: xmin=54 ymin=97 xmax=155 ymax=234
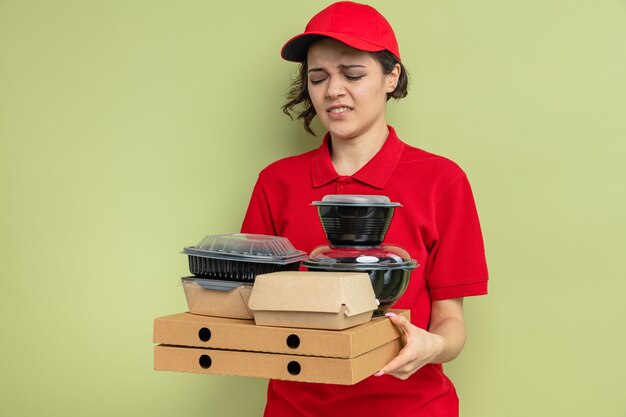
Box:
xmin=385 ymin=63 xmax=401 ymax=93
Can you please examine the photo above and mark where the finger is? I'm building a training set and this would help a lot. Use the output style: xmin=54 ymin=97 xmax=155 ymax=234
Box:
xmin=377 ymin=344 xmax=416 ymax=375
xmin=385 ymin=311 xmax=411 ymax=333
xmin=385 ymin=312 xmax=416 ymax=339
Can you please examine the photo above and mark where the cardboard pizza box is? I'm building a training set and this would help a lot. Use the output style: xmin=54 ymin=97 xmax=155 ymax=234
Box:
xmin=154 ymin=337 xmax=403 ymax=385
xmin=153 ymin=310 xmax=409 ymax=359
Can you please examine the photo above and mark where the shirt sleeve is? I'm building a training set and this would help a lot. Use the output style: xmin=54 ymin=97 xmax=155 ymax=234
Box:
xmin=240 ymin=173 xmax=277 ymax=235
xmin=425 ymin=174 xmax=489 ymax=300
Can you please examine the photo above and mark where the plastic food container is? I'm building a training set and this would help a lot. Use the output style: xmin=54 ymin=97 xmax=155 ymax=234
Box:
xmin=312 ymin=195 xmax=401 ymax=246
xmin=304 ymin=245 xmax=418 ymax=315
xmin=181 ymin=276 xmax=254 ymax=319
xmin=183 ymin=233 xmax=307 ymax=282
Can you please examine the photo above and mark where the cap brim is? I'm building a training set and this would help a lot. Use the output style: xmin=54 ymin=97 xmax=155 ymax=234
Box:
xmin=281 ymin=32 xmax=386 ymax=62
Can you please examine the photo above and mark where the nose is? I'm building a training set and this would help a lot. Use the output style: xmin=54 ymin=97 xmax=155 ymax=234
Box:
xmin=325 ymin=76 xmax=346 ymax=99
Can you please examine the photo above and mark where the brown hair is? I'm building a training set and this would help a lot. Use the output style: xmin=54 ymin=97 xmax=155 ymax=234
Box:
xmin=282 ymin=50 xmax=409 ymax=135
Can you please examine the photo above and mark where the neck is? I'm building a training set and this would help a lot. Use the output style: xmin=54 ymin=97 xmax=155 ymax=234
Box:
xmin=330 ymin=124 xmax=390 ymax=176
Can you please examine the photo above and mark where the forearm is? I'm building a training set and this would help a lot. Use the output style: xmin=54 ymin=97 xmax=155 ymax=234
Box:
xmin=428 ymin=315 xmax=467 ymax=364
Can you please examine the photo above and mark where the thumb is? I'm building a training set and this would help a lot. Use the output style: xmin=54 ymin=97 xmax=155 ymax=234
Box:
xmin=385 ymin=311 xmax=412 ymax=338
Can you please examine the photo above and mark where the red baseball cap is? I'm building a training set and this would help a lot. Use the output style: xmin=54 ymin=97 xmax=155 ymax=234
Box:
xmin=281 ymin=1 xmax=401 ymax=63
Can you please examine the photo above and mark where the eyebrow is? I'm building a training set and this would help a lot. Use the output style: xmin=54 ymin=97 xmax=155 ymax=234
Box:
xmin=308 ymin=64 xmax=367 ymax=73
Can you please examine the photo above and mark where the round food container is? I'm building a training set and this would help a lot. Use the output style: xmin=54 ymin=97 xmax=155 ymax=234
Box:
xmin=312 ymin=195 xmax=401 ymax=246
xmin=304 ymin=244 xmax=418 ymax=315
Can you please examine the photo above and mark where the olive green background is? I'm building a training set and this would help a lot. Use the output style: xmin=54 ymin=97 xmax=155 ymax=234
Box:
xmin=1 ymin=1 xmax=625 ymax=416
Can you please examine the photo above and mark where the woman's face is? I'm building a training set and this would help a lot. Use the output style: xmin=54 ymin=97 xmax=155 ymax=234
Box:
xmin=306 ymin=38 xmax=399 ymax=141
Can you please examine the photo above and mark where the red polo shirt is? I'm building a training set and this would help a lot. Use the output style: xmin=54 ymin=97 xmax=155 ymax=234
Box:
xmin=241 ymin=126 xmax=488 ymax=417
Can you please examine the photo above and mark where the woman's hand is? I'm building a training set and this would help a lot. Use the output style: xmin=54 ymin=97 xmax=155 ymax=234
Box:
xmin=375 ymin=298 xmax=467 ymax=380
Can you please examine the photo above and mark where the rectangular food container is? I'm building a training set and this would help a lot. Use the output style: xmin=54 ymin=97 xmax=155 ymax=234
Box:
xmin=181 ymin=277 xmax=253 ymax=319
xmin=247 ymin=271 xmax=379 ymax=330
xmin=183 ymin=233 xmax=307 ymax=282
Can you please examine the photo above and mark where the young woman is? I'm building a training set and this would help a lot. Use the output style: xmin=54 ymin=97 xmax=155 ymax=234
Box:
xmin=241 ymin=2 xmax=488 ymax=416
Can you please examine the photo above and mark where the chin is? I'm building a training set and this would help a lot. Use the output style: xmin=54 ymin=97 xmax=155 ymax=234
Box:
xmin=326 ymin=124 xmax=360 ymax=141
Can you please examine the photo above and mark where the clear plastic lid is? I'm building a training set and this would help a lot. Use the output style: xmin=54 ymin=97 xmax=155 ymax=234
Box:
xmin=304 ymin=245 xmax=418 ymax=271
xmin=183 ymin=233 xmax=307 ymax=265
xmin=312 ymin=194 xmax=401 ymax=207
xmin=181 ymin=276 xmax=251 ymax=291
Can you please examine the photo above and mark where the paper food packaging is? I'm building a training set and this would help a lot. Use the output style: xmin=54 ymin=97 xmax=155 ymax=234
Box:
xmin=247 ymin=271 xmax=379 ymax=330
xmin=153 ymin=310 xmax=409 ymax=358
xmin=154 ymin=339 xmax=402 ymax=385
xmin=181 ymin=277 xmax=253 ymax=319
xmin=153 ymin=310 xmax=409 ymax=385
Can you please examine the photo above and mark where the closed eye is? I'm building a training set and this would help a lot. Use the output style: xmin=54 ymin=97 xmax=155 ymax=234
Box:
xmin=310 ymin=77 xmax=327 ymax=85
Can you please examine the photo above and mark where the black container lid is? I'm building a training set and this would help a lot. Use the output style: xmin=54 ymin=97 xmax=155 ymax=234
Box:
xmin=183 ymin=233 xmax=307 ymax=265
xmin=304 ymin=245 xmax=418 ymax=271
xmin=312 ymin=194 xmax=401 ymax=207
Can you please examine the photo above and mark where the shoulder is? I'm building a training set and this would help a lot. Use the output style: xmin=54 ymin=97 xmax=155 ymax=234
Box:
xmin=397 ymin=140 xmax=467 ymax=187
xmin=256 ymin=148 xmax=317 ymax=182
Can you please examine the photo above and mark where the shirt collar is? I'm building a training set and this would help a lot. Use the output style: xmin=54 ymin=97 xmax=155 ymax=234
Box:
xmin=310 ymin=126 xmax=405 ymax=189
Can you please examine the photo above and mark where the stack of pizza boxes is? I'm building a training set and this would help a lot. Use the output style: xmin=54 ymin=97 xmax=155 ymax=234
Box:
xmin=153 ymin=233 xmax=409 ymax=385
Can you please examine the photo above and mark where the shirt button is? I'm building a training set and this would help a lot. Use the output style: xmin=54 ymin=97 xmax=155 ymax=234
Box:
xmin=337 ymin=177 xmax=352 ymax=193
